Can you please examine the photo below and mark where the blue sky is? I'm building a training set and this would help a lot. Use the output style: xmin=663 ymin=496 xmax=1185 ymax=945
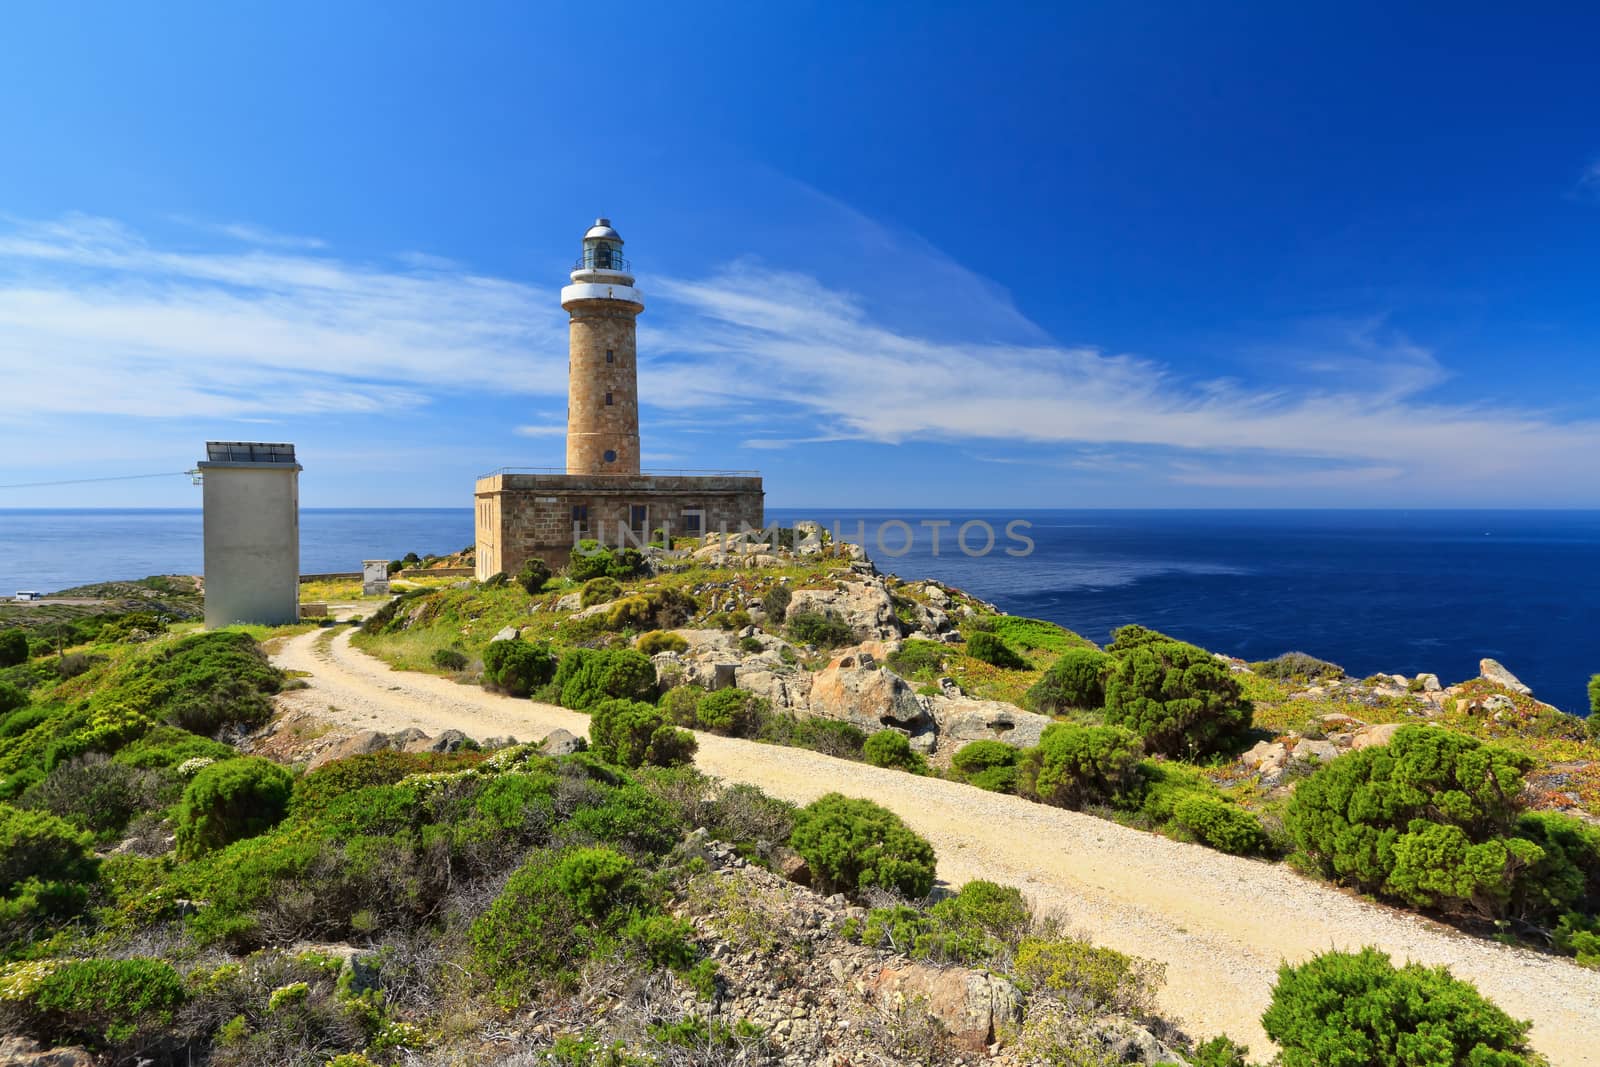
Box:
xmin=1 ymin=2 xmax=1599 ymax=508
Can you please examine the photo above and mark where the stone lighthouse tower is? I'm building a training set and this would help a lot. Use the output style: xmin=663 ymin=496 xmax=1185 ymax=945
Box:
xmin=562 ymin=218 xmax=644 ymax=475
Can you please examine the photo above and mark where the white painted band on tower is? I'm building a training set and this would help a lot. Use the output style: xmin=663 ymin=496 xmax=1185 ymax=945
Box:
xmin=560 ymin=282 xmax=644 ymax=308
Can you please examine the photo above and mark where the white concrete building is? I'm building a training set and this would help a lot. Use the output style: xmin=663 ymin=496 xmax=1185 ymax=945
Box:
xmin=198 ymin=441 xmax=301 ymax=627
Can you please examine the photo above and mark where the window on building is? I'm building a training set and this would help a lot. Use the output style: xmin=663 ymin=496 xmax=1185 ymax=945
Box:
xmin=683 ymin=509 xmax=704 ymax=535
xmin=605 ymin=392 xmax=613 ymax=406
xmin=571 ymin=504 xmax=590 ymax=538
xmin=629 ymin=504 xmax=648 ymax=539
xmin=606 ymin=349 xmax=614 ymax=363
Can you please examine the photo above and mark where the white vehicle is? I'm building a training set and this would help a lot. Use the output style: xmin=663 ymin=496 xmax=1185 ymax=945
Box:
xmin=13 ymin=591 xmax=41 ymax=602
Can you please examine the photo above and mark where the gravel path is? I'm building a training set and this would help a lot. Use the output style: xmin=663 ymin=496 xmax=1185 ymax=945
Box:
xmin=275 ymin=628 xmax=1600 ymax=1065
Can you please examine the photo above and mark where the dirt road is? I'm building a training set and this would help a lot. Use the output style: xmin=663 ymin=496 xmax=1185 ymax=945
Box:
xmin=274 ymin=627 xmax=1600 ymax=1064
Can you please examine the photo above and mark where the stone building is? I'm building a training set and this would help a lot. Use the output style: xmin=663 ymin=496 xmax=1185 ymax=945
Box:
xmin=474 ymin=219 xmax=763 ymax=579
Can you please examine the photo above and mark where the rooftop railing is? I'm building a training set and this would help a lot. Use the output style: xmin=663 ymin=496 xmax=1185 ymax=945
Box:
xmin=574 ymin=251 xmax=632 ymax=273
xmin=479 ymin=466 xmax=760 ymax=479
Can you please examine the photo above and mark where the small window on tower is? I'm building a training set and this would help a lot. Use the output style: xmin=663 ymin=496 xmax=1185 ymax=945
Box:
xmin=604 ymin=450 xmax=617 ymax=463
xmin=606 ymin=349 xmax=614 ymax=363
xmin=605 ymin=392 xmax=614 ymax=406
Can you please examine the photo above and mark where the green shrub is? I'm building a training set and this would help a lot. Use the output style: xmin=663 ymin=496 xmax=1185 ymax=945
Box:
xmin=1104 ymin=623 xmax=1173 ymax=653
xmin=887 ymin=639 xmax=946 ymax=679
xmin=481 ymin=638 xmax=558 ymax=697
xmin=786 ymin=610 xmax=855 ymax=649
xmin=761 ymin=585 xmax=792 ymax=623
xmin=759 ymin=714 xmax=868 ymax=759
xmin=917 ymin=879 xmax=1033 ymax=964
xmin=0 ymin=629 xmax=27 ymax=668
xmin=1287 ymin=726 xmax=1542 ymax=920
xmin=1513 ymin=810 xmax=1600 ymax=921
xmin=0 ymin=957 xmax=185 ymax=1048
xmin=562 ymin=780 xmax=684 ymax=856
xmin=580 ymin=576 xmax=623 ymax=607
xmin=175 ymin=757 xmax=293 ymax=859
xmin=1172 ymin=796 xmax=1267 ymax=856
xmin=469 ymin=846 xmax=688 ymax=1002
xmin=588 ymin=700 xmax=697 ymax=769
xmin=989 ymin=616 xmax=1091 ymax=655
xmin=1103 ymin=638 xmax=1251 ymax=757
xmin=1026 ymin=648 xmax=1114 ymax=713
xmin=789 ymin=793 xmax=936 ymax=899
xmin=738 ymin=635 xmax=763 ymax=654
xmin=0 ymin=681 xmax=27 ymax=717
xmin=660 ymin=684 xmax=703 ymax=727
xmin=430 ymin=647 xmax=468 ymax=671
xmin=1260 ymin=947 xmax=1538 ymax=1067
xmin=1251 ymin=651 xmax=1345 ymax=683
xmin=863 ymin=729 xmax=928 ymax=774
xmin=1018 ymin=723 xmax=1143 ymax=809
xmin=637 ymin=630 xmax=689 ymax=656
xmin=19 ymin=755 xmax=156 ymax=837
xmin=555 ymin=648 xmax=657 ymax=710
xmin=568 ymin=541 xmax=645 ymax=581
xmin=951 ymin=740 xmax=1018 ymax=779
xmin=116 ymin=630 xmax=282 ymax=735
xmin=606 ymin=589 xmax=697 ymax=632
xmin=966 ymin=630 xmax=1027 ymax=669
xmin=291 ymin=749 xmax=484 ymax=818
xmin=0 ymin=702 xmax=45 ymax=739
xmin=0 ymin=803 xmax=98 ymax=894
xmin=517 ymin=558 xmax=552 ymax=593
xmin=1190 ymin=1036 xmax=1253 ymax=1067
xmin=695 ymin=688 xmax=761 ymax=735
xmin=42 ymin=703 xmax=155 ymax=772
xmin=1014 ymin=935 xmax=1164 ymax=1018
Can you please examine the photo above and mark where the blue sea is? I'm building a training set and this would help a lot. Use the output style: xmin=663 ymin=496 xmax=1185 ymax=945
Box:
xmin=1 ymin=507 xmax=1596 ymax=714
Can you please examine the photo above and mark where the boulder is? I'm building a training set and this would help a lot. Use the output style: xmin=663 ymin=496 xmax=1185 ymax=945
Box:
xmin=1351 ymin=722 xmax=1403 ymax=750
xmin=1088 ymin=1017 xmax=1192 ymax=1065
xmin=1292 ymin=739 xmax=1341 ymax=764
xmin=427 ymin=729 xmax=470 ymax=753
xmin=788 ymin=581 xmax=903 ymax=641
xmin=539 ymin=728 xmax=586 ymax=756
xmin=807 ymin=662 xmax=930 ymax=732
xmin=0 ymin=1038 xmax=97 ymax=1067
xmin=307 ymin=729 xmax=391 ymax=770
xmin=734 ymin=664 xmax=813 ymax=714
xmin=1415 ymin=672 xmax=1442 ymax=692
xmin=1479 ymin=658 xmax=1533 ymax=695
xmin=554 ymin=592 xmax=582 ymax=612
xmin=927 ymin=695 xmax=1051 ymax=749
xmin=490 ymin=625 xmax=519 ymax=643
xmin=867 ymin=963 xmax=1023 ymax=1053
xmin=1241 ymin=740 xmax=1287 ymax=769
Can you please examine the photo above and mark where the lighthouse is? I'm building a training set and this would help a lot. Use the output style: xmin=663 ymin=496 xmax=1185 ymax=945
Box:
xmin=472 ymin=217 xmax=763 ymax=580
xmin=562 ymin=218 xmax=644 ymax=476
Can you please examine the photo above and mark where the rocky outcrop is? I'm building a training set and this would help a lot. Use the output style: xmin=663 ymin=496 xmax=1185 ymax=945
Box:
xmin=807 ymin=652 xmax=932 ymax=736
xmin=788 ymin=581 xmax=904 ymax=642
xmin=0 ymin=1038 xmax=95 ymax=1067
xmin=1479 ymin=658 xmax=1533 ymax=695
xmin=928 ymin=694 xmax=1051 ymax=749
xmin=866 ymin=962 xmax=1024 ymax=1052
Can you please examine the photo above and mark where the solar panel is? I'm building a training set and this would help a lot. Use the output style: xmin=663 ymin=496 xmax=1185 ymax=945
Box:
xmin=204 ymin=442 xmax=297 ymax=464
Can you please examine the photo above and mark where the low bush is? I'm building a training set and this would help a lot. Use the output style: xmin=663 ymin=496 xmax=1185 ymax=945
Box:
xmin=517 ymin=558 xmax=552 ymax=593
xmin=789 ymin=793 xmax=936 ymax=899
xmin=786 ymin=610 xmax=855 ymax=649
xmin=739 ymin=634 xmax=764 ymax=653
xmin=863 ymin=729 xmax=928 ymax=774
xmin=759 ymin=714 xmax=868 ymax=760
xmin=580 ymin=576 xmax=623 ymax=607
xmin=588 ymin=699 xmax=697 ymax=769
xmin=1103 ymin=635 xmax=1252 ymax=758
xmin=469 ymin=846 xmax=688 ymax=1002
xmin=555 ymin=648 xmax=657 ymax=710
xmin=966 ymin=630 xmax=1027 ymax=669
xmin=1260 ymin=947 xmax=1539 ymax=1067
xmin=19 ymin=754 xmax=157 ymax=837
xmin=116 ymin=630 xmax=283 ymax=735
xmin=606 ymin=589 xmax=698 ymax=632
xmin=481 ymin=638 xmax=558 ymax=697
xmin=659 ymin=684 xmax=703 ymax=727
xmin=703 ymin=783 xmax=798 ymax=860
xmin=915 ymin=880 xmax=1032 ymax=965
xmin=0 ymin=702 xmax=46 ymax=739
xmin=430 ymin=647 xmax=468 ymax=671
xmin=1172 ymin=796 xmax=1267 ymax=855
xmin=0 ymin=803 xmax=98 ymax=895
xmin=887 ymin=639 xmax=947 ymax=679
xmin=1018 ymin=723 xmax=1144 ymax=809
xmin=291 ymin=749 xmax=484 ymax=818
xmin=1286 ymin=726 xmax=1554 ymax=921
xmin=950 ymin=740 xmax=1019 ymax=793
xmin=0 ymin=629 xmax=27 ymax=668
xmin=637 ymin=630 xmax=689 ymax=656
xmin=0 ymin=956 xmax=185 ymax=1048
xmin=761 ymin=585 xmax=792 ymax=623
xmin=1250 ymin=651 xmax=1345 ymax=683
xmin=1014 ymin=935 xmax=1164 ymax=1018
xmin=175 ymin=757 xmax=293 ymax=859
xmin=0 ymin=681 xmax=27 ymax=717
xmin=1025 ymin=647 xmax=1114 ymax=713
xmin=695 ymin=687 xmax=762 ymax=735
xmin=568 ymin=541 xmax=645 ymax=581
xmin=1190 ymin=1036 xmax=1254 ymax=1067
xmin=989 ymin=616 xmax=1092 ymax=655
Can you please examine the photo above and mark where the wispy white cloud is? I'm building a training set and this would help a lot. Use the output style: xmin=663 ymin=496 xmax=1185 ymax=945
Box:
xmin=513 ymin=424 xmax=566 ymax=437
xmin=0 ymin=214 xmax=568 ymax=419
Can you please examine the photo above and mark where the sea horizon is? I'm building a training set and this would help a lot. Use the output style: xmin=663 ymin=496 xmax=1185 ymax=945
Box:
xmin=3 ymin=506 xmax=1598 ymax=713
